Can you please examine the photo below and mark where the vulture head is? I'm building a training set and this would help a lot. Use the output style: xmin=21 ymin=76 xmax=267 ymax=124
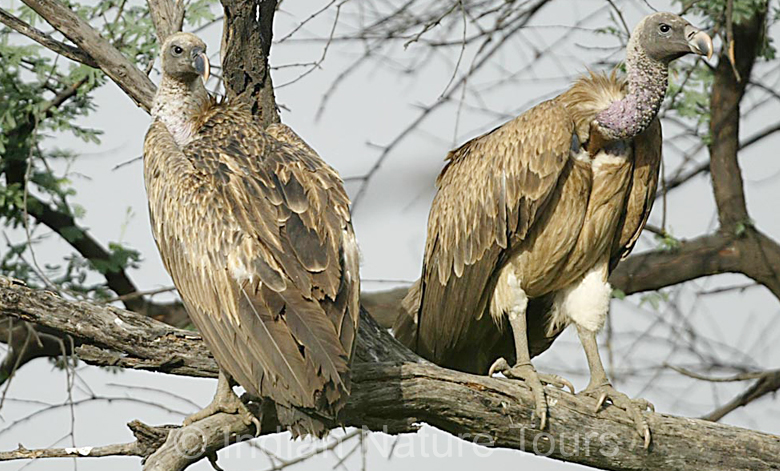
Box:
xmin=630 ymin=12 xmax=713 ymax=63
xmin=591 ymin=12 xmax=712 ymax=142
xmin=160 ymin=32 xmax=210 ymax=84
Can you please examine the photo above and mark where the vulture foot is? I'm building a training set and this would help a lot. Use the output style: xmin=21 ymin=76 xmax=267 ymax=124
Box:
xmin=488 ymin=358 xmax=574 ymax=430
xmin=581 ymin=383 xmax=653 ymax=449
xmin=184 ymin=372 xmax=261 ymax=435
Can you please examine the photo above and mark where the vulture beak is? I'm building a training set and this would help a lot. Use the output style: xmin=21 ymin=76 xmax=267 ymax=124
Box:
xmin=685 ymin=25 xmax=713 ymax=60
xmin=192 ymin=48 xmax=210 ymax=83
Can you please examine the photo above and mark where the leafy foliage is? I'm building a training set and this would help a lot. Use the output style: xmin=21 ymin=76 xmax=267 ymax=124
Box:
xmin=0 ymin=0 xmax=214 ymax=298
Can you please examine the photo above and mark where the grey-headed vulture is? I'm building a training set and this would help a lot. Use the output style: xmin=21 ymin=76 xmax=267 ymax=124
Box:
xmin=143 ymin=33 xmax=359 ymax=435
xmin=394 ymin=13 xmax=712 ymax=446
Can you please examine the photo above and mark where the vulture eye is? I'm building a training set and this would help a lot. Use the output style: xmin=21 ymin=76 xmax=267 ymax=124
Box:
xmin=658 ymin=24 xmax=671 ymax=34
xmin=172 ymin=45 xmax=184 ymax=56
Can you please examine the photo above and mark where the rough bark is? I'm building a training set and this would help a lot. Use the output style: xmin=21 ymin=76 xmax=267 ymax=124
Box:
xmin=146 ymin=0 xmax=185 ymax=43
xmin=220 ymin=0 xmax=280 ymax=126
xmin=708 ymin=6 xmax=766 ymax=230
xmin=1 ymin=277 xmax=779 ymax=471
xmin=0 ymin=7 xmax=98 ymax=67
xmin=21 ymin=0 xmax=156 ymax=111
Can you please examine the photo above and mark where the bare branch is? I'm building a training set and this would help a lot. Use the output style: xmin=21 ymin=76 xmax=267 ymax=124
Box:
xmin=708 ymin=4 xmax=766 ymax=229
xmin=703 ymin=370 xmax=780 ymax=422
xmin=0 ymin=8 xmax=98 ymax=68
xmin=0 ymin=441 xmax=140 ymax=461
xmin=667 ymin=364 xmax=775 ymax=383
xmin=1 ymin=277 xmax=780 ymax=471
xmin=147 ymin=0 xmax=185 ymax=42
xmin=21 ymin=0 xmax=156 ymax=111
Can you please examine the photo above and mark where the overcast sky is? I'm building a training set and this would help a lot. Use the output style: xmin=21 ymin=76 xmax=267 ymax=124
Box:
xmin=2 ymin=0 xmax=780 ymax=469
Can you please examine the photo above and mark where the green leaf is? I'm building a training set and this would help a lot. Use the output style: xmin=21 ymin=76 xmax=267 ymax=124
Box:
xmin=60 ymin=226 xmax=85 ymax=243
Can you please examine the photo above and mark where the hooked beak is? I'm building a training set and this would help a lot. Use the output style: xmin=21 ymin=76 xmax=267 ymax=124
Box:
xmin=192 ymin=48 xmax=210 ymax=83
xmin=685 ymin=25 xmax=713 ymax=60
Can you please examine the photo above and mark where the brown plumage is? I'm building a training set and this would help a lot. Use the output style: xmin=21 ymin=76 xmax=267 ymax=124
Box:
xmin=394 ymin=13 xmax=712 ymax=443
xmin=144 ymin=33 xmax=359 ymax=434
xmin=396 ymin=72 xmax=659 ymax=370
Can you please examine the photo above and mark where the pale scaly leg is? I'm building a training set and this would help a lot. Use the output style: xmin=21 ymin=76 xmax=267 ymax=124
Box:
xmin=489 ymin=302 xmax=574 ymax=430
xmin=565 ymin=264 xmax=654 ymax=448
xmin=576 ymin=325 xmax=654 ymax=448
xmin=184 ymin=371 xmax=261 ymax=434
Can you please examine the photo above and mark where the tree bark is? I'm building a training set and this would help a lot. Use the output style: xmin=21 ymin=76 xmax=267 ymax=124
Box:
xmin=220 ymin=0 xmax=280 ymax=126
xmin=1 ymin=277 xmax=778 ymax=471
xmin=21 ymin=0 xmax=155 ymax=111
xmin=708 ymin=3 xmax=766 ymax=229
xmin=146 ymin=0 xmax=185 ymax=43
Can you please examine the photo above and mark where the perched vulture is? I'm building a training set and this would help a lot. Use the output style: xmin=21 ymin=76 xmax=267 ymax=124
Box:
xmin=143 ymin=33 xmax=360 ymax=435
xmin=394 ymin=12 xmax=712 ymax=445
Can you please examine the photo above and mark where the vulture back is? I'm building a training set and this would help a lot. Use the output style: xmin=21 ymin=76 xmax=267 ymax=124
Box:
xmin=394 ymin=72 xmax=662 ymax=374
xmin=144 ymin=102 xmax=360 ymax=434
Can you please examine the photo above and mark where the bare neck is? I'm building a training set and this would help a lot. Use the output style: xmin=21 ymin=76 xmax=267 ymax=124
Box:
xmin=594 ymin=40 xmax=668 ymax=141
xmin=151 ymin=75 xmax=210 ymax=147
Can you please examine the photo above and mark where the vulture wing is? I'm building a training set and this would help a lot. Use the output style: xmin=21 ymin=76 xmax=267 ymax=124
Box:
xmin=395 ymin=100 xmax=576 ymax=371
xmin=610 ymin=117 xmax=662 ymax=269
xmin=143 ymin=107 xmax=359 ymax=415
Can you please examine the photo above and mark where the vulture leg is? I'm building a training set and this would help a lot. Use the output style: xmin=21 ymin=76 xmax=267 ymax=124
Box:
xmin=562 ymin=264 xmax=653 ymax=447
xmin=575 ymin=320 xmax=654 ymax=448
xmin=488 ymin=299 xmax=574 ymax=430
xmin=184 ymin=371 xmax=261 ymax=434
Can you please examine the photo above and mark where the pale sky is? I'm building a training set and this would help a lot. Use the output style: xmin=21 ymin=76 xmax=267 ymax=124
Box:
xmin=2 ymin=0 xmax=780 ymax=469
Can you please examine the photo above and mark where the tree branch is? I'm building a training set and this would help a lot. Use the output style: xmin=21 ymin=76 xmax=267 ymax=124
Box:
xmin=0 ymin=8 xmax=98 ymax=68
xmin=21 ymin=0 xmax=156 ymax=111
xmin=658 ymin=120 xmax=780 ymax=198
xmin=1 ymin=277 xmax=779 ymax=471
xmin=608 ymin=232 xmax=743 ymax=296
xmin=708 ymin=3 xmax=766 ymax=229
xmin=703 ymin=370 xmax=780 ymax=422
xmin=146 ymin=0 xmax=185 ymax=43
xmin=220 ymin=0 xmax=280 ymax=126
xmin=0 ymin=442 xmax=140 ymax=461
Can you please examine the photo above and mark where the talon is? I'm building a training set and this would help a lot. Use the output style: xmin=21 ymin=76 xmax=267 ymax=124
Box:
xmin=538 ymin=373 xmax=575 ymax=393
xmin=486 ymin=359 xmax=574 ymax=431
xmin=595 ymin=391 xmax=608 ymax=412
xmin=555 ymin=376 xmax=575 ymax=394
xmin=539 ymin=406 xmax=547 ymax=430
xmin=488 ymin=358 xmax=510 ymax=377
xmin=185 ymin=373 xmax=261 ymax=433
xmin=580 ymin=384 xmax=653 ymax=447
xmin=248 ymin=415 xmax=262 ymax=436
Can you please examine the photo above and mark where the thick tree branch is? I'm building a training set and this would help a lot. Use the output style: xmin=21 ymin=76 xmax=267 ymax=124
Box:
xmin=361 ymin=231 xmax=751 ymax=328
xmin=1 ymin=277 xmax=779 ymax=471
xmin=0 ymin=442 xmax=140 ymax=461
xmin=708 ymin=4 xmax=766 ymax=229
xmin=220 ymin=0 xmax=280 ymax=126
xmin=27 ymin=193 xmax=149 ymax=312
xmin=146 ymin=0 xmax=185 ymax=43
xmin=0 ymin=8 xmax=98 ymax=67
xmin=21 ymin=0 xmax=156 ymax=111
xmin=608 ymin=232 xmax=743 ymax=296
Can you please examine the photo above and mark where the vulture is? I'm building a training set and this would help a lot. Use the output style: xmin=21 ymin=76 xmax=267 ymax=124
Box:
xmin=143 ymin=32 xmax=360 ymax=435
xmin=394 ymin=12 xmax=712 ymax=445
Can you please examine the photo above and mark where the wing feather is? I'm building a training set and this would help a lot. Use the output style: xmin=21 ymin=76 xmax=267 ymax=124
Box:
xmin=395 ymin=100 xmax=575 ymax=368
xmin=144 ymin=111 xmax=359 ymax=416
xmin=610 ymin=117 xmax=662 ymax=269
